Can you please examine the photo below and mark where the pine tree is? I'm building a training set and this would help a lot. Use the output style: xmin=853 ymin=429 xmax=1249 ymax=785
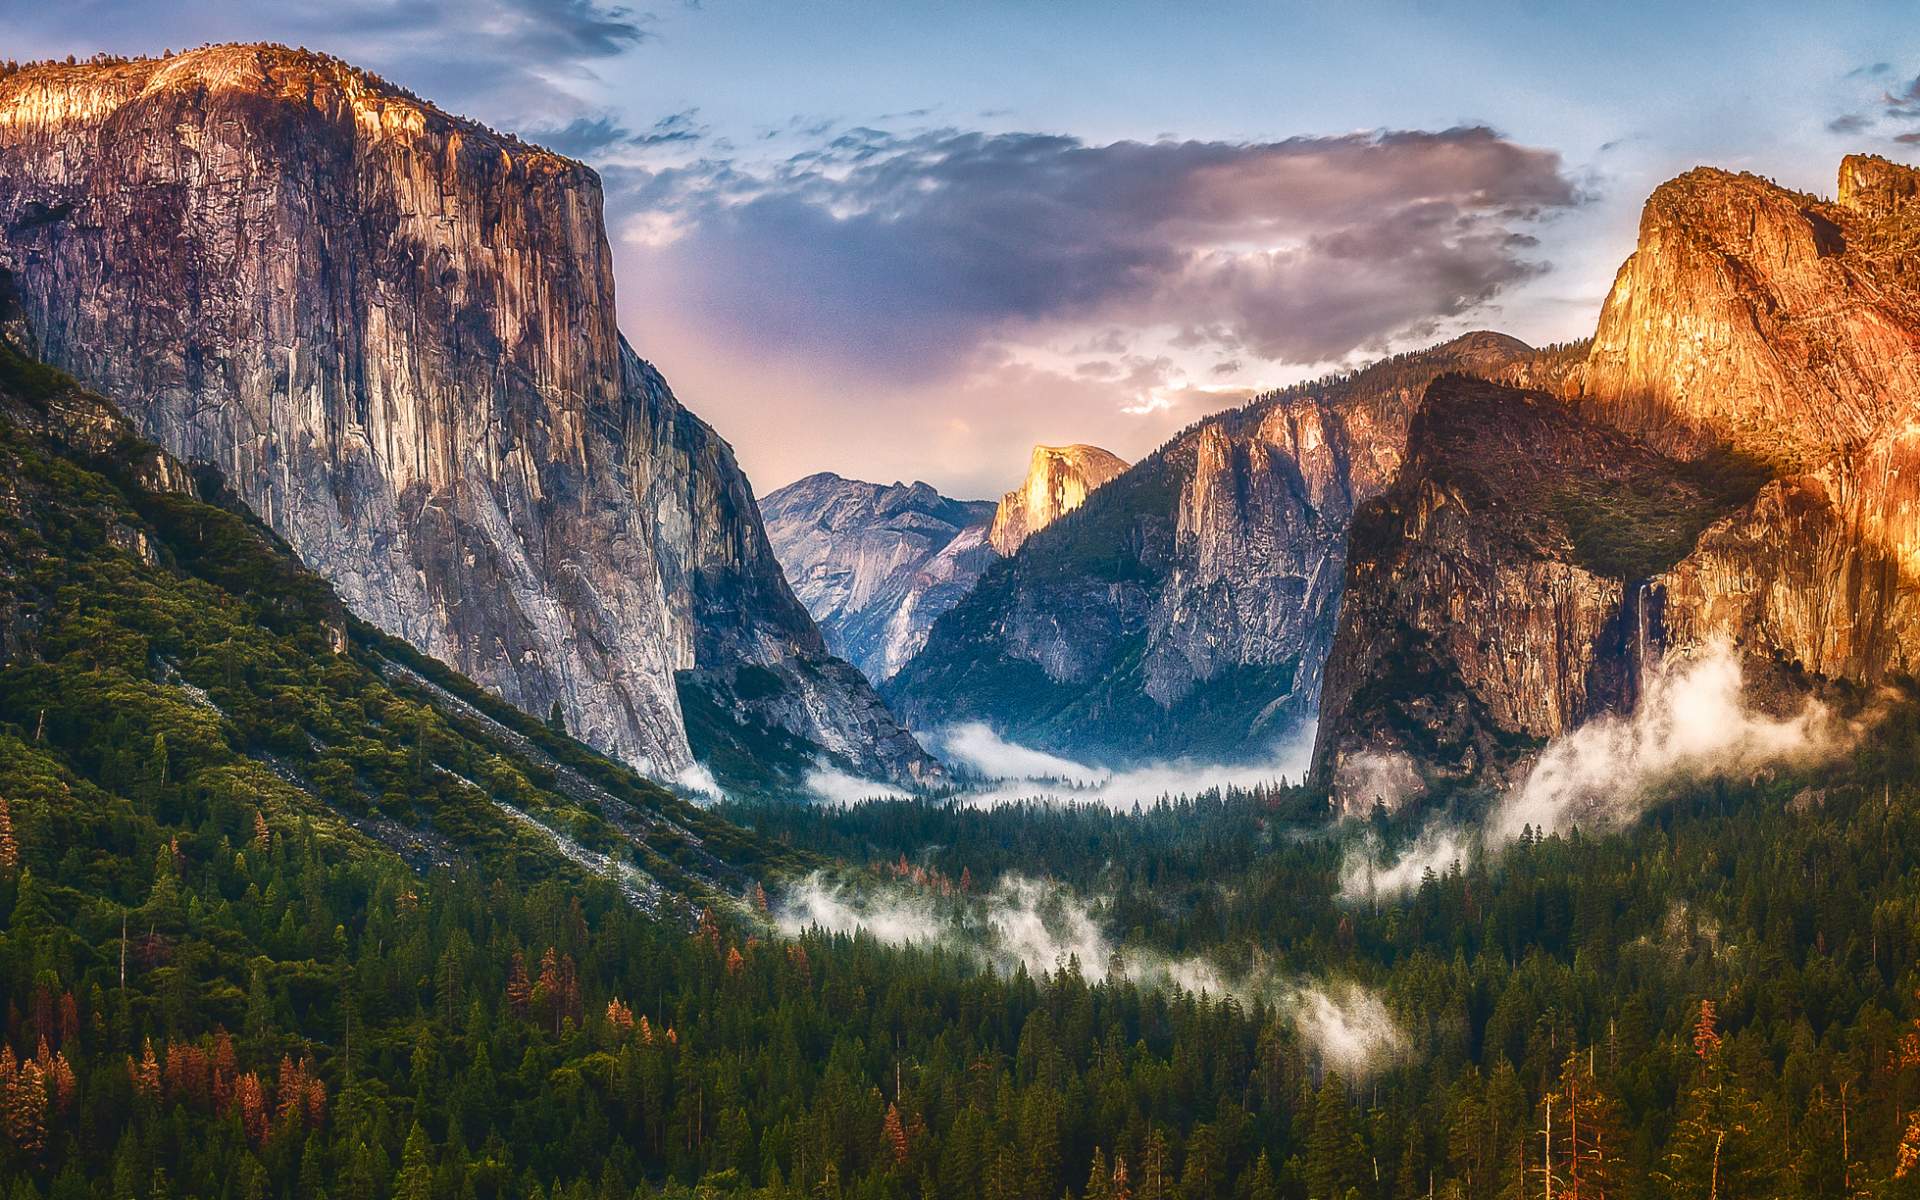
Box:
xmin=1085 ymin=1149 xmax=1113 ymax=1200
xmin=0 ymin=798 xmax=18 ymax=877
xmin=1547 ymin=1050 xmax=1623 ymax=1200
xmin=1658 ymin=1002 xmax=1778 ymax=1200
xmin=884 ymin=1102 xmax=911 ymax=1165
xmin=506 ymin=951 xmax=532 ymax=1018
xmin=1309 ymin=1074 xmax=1367 ymax=1200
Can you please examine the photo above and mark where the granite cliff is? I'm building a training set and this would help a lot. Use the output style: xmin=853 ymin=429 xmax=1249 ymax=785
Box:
xmin=1315 ymin=155 xmax=1920 ymax=808
xmin=1311 ymin=376 xmax=1767 ymax=808
xmin=987 ymin=444 xmax=1129 ymax=555
xmin=0 ymin=45 xmax=933 ymax=788
xmin=761 ymin=473 xmax=996 ymax=683
xmin=886 ymin=332 xmax=1533 ymax=763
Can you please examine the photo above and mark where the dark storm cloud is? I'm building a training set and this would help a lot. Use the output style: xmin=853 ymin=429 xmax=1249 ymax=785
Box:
xmin=621 ymin=125 xmax=1582 ymax=372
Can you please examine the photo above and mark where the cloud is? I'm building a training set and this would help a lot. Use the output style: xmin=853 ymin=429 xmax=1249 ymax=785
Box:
xmin=933 ymin=723 xmax=1317 ymax=811
xmin=673 ymin=762 xmax=725 ymax=803
xmin=802 ymin=764 xmax=912 ymax=805
xmin=776 ymin=870 xmax=1405 ymax=1075
xmin=526 ymin=114 xmax=639 ymax=157
xmin=1342 ymin=639 xmax=1860 ymax=900
xmin=937 ymin=722 xmax=1105 ymax=784
xmin=1491 ymin=639 xmax=1847 ymax=840
xmin=1340 ymin=824 xmax=1473 ymax=902
xmin=617 ymin=125 xmax=1582 ymax=378
xmin=1831 ymin=65 xmax=1920 ymax=145
xmin=8 ymin=0 xmax=650 ymax=124
xmin=524 ymin=109 xmax=704 ymax=160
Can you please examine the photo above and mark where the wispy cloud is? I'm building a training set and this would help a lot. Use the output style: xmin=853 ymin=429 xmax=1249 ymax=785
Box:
xmin=933 ymin=722 xmax=1315 ymax=811
xmin=777 ymin=870 xmax=1406 ymax=1075
xmin=1341 ymin=640 xmax=1862 ymax=900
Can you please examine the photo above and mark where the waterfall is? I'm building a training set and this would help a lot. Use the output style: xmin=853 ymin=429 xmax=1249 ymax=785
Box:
xmin=1635 ymin=581 xmax=1648 ymax=684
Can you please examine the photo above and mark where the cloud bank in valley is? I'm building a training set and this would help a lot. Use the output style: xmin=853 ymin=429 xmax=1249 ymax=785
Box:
xmin=802 ymin=765 xmax=913 ymax=805
xmin=1343 ymin=640 xmax=1859 ymax=900
xmin=776 ymin=870 xmax=1405 ymax=1076
xmin=932 ymin=721 xmax=1315 ymax=811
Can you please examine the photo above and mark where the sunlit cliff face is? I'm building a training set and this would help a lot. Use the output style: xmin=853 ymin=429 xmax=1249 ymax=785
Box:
xmin=987 ymin=443 xmax=1129 ymax=555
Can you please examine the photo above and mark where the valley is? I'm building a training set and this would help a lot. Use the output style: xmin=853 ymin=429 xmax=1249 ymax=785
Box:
xmin=2 ymin=26 xmax=1920 ymax=1200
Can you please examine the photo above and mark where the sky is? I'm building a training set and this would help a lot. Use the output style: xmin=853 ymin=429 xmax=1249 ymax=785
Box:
xmin=5 ymin=1 xmax=1919 ymax=498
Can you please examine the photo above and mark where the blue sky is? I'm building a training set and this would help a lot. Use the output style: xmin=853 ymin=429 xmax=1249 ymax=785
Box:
xmin=5 ymin=1 xmax=1918 ymax=496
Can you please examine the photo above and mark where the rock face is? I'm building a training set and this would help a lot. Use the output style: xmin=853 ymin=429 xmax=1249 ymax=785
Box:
xmin=1311 ymin=377 xmax=1762 ymax=810
xmin=987 ymin=444 xmax=1128 ymax=555
xmin=0 ymin=45 xmax=933 ymax=786
xmin=1577 ymin=155 xmax=1920 ymax=686
xmin=886 ymin=332 xmax=1534 ymax=764
xmin=761 ymin=473 xmax=997 ymax=683
xmin=1315 ymin=155 xmax=1920 ymax=807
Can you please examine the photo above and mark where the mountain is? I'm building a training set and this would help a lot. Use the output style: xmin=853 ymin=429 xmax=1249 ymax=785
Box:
xmin=1313 ymin=155 xmax=1920 ymax=808
xmin=761 ymin=473 xmax=997 ymax=683
xmin=0 ymin=45 xmax=932 ymax=790
xmin=986 ymin=444 xmax=1129 ymax=555
xmin=885 ymin=332 xmax=1534 ymax=764
xmin=1311 ymin=376 xmax=1768 ymax=807
xmin=0 ymin=317 xmax=786 ymax=913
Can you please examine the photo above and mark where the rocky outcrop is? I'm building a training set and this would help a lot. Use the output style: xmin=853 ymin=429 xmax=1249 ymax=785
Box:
xmin=0 ymin=45 xmax=933 ymax=786
xmin=761 ymin=473 xmax=997 ymax=683
xmin=987 ymin=444 xmax=1128 ymax=555
xmin=886 ymin=332 xmax=1534 ymax=764
xmin=1574 ymin=155 xmax=1920 ymax=687
xmin=1315 ymin=155 xmax=1920 ymax=808
xmin=1311 ymin=377 xmax=1760 ymax=810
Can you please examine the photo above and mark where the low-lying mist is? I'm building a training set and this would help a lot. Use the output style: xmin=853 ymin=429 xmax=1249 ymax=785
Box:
xmin=1343 ymin=638 xmax=1862 ymax=900
xmin=776 ymin=868 xmax=1405 ymax=1076
xmin=932 ymin=722 xmax=1317 ymax=811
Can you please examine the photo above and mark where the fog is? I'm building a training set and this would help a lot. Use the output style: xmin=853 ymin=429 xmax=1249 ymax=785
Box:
xmin=1342 ymin=639 xmax=1860 ymax=900
xmin=934 ymin=722 xmax=1317 ymax=811
xmin=777 ymin=869 xmax=1404 ymax=1075
xmin=802 ymin=765 xmax=913 ymax=805
xmin=1491 ymin=638 xmax=1845 ymax=840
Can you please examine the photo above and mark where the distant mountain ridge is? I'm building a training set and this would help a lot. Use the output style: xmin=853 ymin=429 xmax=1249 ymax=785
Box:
xmin=885 ymin=332 xmax=1535 ymax=764
xmin=761 ymin=473 xmax=997 ymax=682
xmin=0 ymin=44 xmax=933 ymax=790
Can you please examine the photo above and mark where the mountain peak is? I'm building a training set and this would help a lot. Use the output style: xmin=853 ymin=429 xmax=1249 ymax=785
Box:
xmin=2 ymin=43 xmax=583 ymax=174
xmin=988 ymin=443 xmax=1129 ymax=555
xmin=1838 ymin=152 xmax=1920 ymax=221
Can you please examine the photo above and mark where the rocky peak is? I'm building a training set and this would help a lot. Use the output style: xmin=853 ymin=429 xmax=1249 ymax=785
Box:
xmin=1315 ymin=155 xmax=1920 ymax=809
xmin=1580 ymin=159 xmax=1920 ymax=467
xmin=0 ymin=44 xmax=934 ymax=788
xmin=887 ymin=332 xmax=1537 ymax=764
xmin=1838 ymin=153 xmax=1920 ymax=221
xmin=761 ymin=473 xmax=997 ymax=684
xmin=1311 ymin=375 xmax=1761 ymax=808
xmin=987 ymin=444 xmax=1129 ymax=555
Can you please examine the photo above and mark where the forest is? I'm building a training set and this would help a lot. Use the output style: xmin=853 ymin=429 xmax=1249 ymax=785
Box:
xmin=8 ymin=309 xmax=1920 ymax=1200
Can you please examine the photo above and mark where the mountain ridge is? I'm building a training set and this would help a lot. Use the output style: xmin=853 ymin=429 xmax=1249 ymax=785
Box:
xmin=761 ymin=472 xmax=997 ymax=683
xmin=885 ymin=331 xmax=1535 ymax=764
